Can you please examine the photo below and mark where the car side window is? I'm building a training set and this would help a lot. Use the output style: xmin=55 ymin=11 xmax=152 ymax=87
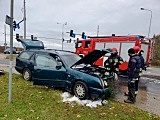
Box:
xmin=35 ymin=55 xmax=57 ymax=68
xmin=19 ymin=51 xmax=33 ymax=60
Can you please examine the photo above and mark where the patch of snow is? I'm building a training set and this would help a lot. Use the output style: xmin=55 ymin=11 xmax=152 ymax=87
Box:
xmin=61 ymin=92 xmax=108 ymax=108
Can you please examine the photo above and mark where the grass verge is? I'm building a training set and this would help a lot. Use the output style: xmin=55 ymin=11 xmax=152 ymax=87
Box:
xmin=4 ymin=54 xmax=17 ymax=59
xmin=0 ymin=73 xmax=159 ymax=120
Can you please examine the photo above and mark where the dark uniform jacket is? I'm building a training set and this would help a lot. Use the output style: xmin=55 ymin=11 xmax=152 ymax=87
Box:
xmin=127 ymin=55 xmax=141 ymax=79
xmin=104 ymin=53 xmax=123 ymax=73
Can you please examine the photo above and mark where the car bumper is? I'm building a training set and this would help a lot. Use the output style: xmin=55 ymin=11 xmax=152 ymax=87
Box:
xmin=15 ymin=66 xmax=22 ymax=74
xmin=89 ymin=87 xmax=109 ymax=100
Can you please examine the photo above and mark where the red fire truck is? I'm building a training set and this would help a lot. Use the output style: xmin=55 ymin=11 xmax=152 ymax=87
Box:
xmin=75 ymin=35 xmax=153 ymax=71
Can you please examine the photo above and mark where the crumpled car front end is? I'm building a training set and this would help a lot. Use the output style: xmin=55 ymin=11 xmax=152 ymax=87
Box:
xmin=72 ymin=65 xmax=110 ymax=100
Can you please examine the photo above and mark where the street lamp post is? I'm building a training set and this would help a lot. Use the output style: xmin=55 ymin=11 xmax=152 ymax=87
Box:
xmin=140 ymin=8 xmax=152 ymax=38
xmin=57 ymin=22 xmax=67 ymax=50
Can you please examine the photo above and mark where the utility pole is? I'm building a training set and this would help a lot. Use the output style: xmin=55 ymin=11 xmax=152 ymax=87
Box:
xmin=57 ymin=22 xmax=67 ymax=50
xmin=97 ymin=25 xmax=99 ymax=37
xmin=4 ymin=24 xmax=7 ymax=50
xmin=24 ymin=0 xmax=26 ymax=39
xmin=9 ymin=0 xmax=14 ymax=103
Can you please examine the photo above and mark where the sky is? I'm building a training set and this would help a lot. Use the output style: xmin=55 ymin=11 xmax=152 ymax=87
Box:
xmin=0 ymin=0 xmax=160 ymax=52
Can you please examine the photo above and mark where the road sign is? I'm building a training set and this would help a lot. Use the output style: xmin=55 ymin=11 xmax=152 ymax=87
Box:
xmin=5 ymin=15 xmax=11 ymax=25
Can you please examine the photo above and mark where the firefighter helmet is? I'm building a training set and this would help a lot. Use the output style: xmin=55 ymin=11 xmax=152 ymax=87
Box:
xmin=112 ymin=47 xmax=118 ymax=53
xmin=133 ymin=46 xmax=141 ymax=53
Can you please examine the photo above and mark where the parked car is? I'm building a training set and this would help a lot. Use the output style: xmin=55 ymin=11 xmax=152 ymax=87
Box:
xmin=15 ymin=39 xmax=112 ymax=100
xmin=4 ymin=48 xmax=17 ymax=54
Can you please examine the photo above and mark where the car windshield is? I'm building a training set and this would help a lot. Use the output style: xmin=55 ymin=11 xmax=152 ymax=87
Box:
xmin=24 ymin=40 xmax=43 ymax=46
xmin=61 ymin=54 xmax=81 ymax=67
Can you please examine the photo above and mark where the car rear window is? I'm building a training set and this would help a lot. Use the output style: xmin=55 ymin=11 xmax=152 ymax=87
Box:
xmin=19 ymin=51 xmax=34 ymax=60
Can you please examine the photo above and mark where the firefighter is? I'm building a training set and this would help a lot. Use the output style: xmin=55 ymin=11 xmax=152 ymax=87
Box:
xmin=124 ymin=48 xmax=141 ymax=103
xmin=124 ymin=46 xmax=145 ymax=98
xmin=104 ymin=47 xmax=123 ymax=74
xmin=133 ymin=46 xmax=146 ymax=97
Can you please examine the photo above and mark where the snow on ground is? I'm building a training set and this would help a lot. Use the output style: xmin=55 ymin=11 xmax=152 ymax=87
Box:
xmin=61 ymin=92 xmax=108 ymax=108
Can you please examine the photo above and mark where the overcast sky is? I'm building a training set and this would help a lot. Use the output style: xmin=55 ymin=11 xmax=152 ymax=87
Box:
xmin=0 ymin=0 xmax=160 ymax=51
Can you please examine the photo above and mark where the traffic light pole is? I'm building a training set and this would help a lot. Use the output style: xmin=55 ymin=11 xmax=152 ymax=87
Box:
xmin=57 ymin=22 xmax=67 ymax=50
xmin=24 ymin=0 xmax=26 ymax=39
xmin=9 ymin=0 xmax=14 ymax=103
xmin=4 ymin=24 xmax=7 ymax=50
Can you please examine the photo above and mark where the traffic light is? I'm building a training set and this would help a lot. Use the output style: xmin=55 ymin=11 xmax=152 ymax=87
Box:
xmin=70 ymin=30 xmax=73 ymax=37
xmin=70 ymin=30 xmax=76 ymax=38
xmin=16 ymin=34 xmax=19 ymax=39
xmin=13 ymin=21 xmax=16 ymax=31
xmin=31 ymin=35 xmax=34 ymax=40
xmin=82 ymin=32 xmax=86 ymax=39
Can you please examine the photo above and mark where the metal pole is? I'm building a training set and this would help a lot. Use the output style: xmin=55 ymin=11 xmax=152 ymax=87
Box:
xmin=140 ymin=8 xmax=152 ymax=38
xmin=57 ymin=22 xmax=67 ymax=50
xmin=62 ymin=24 xmax=64 ymax=50
xmin=97 ymin=25 xmax=99 ymax=37
xmin=148 ymin=10 xmax=152 ymax=38
xmin=4 ymin=24 xmax=7 ymax=50
xmin=9 ymin=0 xmax=14 ymax=103
xmin=24 ymin=0 xmax=26 ymax=39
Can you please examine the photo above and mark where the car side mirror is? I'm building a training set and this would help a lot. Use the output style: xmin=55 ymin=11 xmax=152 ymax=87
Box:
xmin=56 ymin=65 xmax=62 ymax=70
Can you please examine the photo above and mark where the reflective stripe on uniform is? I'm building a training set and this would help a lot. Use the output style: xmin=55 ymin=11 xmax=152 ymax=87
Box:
xmin=119 ymin=61 xmax=123 ymax=64
xmin=107 ymin=68 xmax=110 ymax=70
xmin=133 ymin=78 xmax=138 ymax=81
xmin=140 ymin=68 xmax=142 ymax=72
xmin=135 ymin=91 xmax=138 ymax=95
xmin=109 ymin=59 xmax=113 ymax=62
xmin=115 ymin=68 xmax=119 ymax=71
xmin=105 ymin=63 xmax=109 ymax=65
xmin=114 ymin=59 xmax=118 ymax=63
xmin=139 ymin=73 xmax=142 ymax=76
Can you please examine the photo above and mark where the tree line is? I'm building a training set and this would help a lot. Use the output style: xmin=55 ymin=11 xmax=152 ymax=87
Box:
xmin=152 ymin=34 xmax=160 ymax=66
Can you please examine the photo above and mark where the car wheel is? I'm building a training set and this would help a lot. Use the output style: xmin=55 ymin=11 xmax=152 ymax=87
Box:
xmin=73 ymin=81 xmax=89 ymax=100
xmin=23 ymin=68 xmax=32 ymax=81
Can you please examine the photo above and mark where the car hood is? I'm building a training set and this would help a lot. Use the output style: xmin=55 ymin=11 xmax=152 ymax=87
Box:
xmin=71 ymin=49 xmax=112 ymax=67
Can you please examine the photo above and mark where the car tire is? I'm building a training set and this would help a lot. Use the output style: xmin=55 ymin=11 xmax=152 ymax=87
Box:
xmin=22 ymin=68 xmax=32 ymax=81
xmin=73 ymin=81 xmax=89 ymax=100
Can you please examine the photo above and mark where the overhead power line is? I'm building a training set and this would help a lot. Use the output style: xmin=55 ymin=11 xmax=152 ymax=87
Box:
xmin=0 ymin=33 xmax=61 ymax=41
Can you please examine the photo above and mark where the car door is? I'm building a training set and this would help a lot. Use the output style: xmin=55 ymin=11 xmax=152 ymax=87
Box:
xmin=33 ymin=54 xmax=67 ymax=87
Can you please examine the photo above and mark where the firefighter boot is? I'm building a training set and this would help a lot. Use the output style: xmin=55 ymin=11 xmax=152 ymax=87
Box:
xmin=124 ymin=99 xmax=135 ymax=104
xmin=124 ymin=92 xmax=135 ymax=104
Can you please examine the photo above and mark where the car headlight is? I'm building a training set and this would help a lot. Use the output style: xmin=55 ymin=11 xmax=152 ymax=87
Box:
xmin=100 ymin=78 xmax=104 ymax=87
xmin=100 ymin=78 xmax=108 ymax=87
xmin=103 ymin=80 xmax=108 ymax=86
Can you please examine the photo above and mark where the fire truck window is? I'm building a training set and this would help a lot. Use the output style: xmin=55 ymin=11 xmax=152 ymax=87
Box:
xmin=76 ymin=42 xmax=82 ymax=48
xmin=85 ymin=41 xmax=90 ymax=48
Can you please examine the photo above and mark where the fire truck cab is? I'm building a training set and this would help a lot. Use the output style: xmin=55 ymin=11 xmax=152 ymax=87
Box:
xmin=75 ymin=35 xmax=152 ymax=71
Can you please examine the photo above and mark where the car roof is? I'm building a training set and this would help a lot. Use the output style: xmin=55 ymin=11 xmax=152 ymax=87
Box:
xmin=24 ymin=49 xmax=76 ymax=56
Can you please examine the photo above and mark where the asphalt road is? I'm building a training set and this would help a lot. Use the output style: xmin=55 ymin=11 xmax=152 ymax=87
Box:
xmin=116 ymin=76 xmax=160 ymax=115
xmin=0 ymin=53 xmax=18 ymax=74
